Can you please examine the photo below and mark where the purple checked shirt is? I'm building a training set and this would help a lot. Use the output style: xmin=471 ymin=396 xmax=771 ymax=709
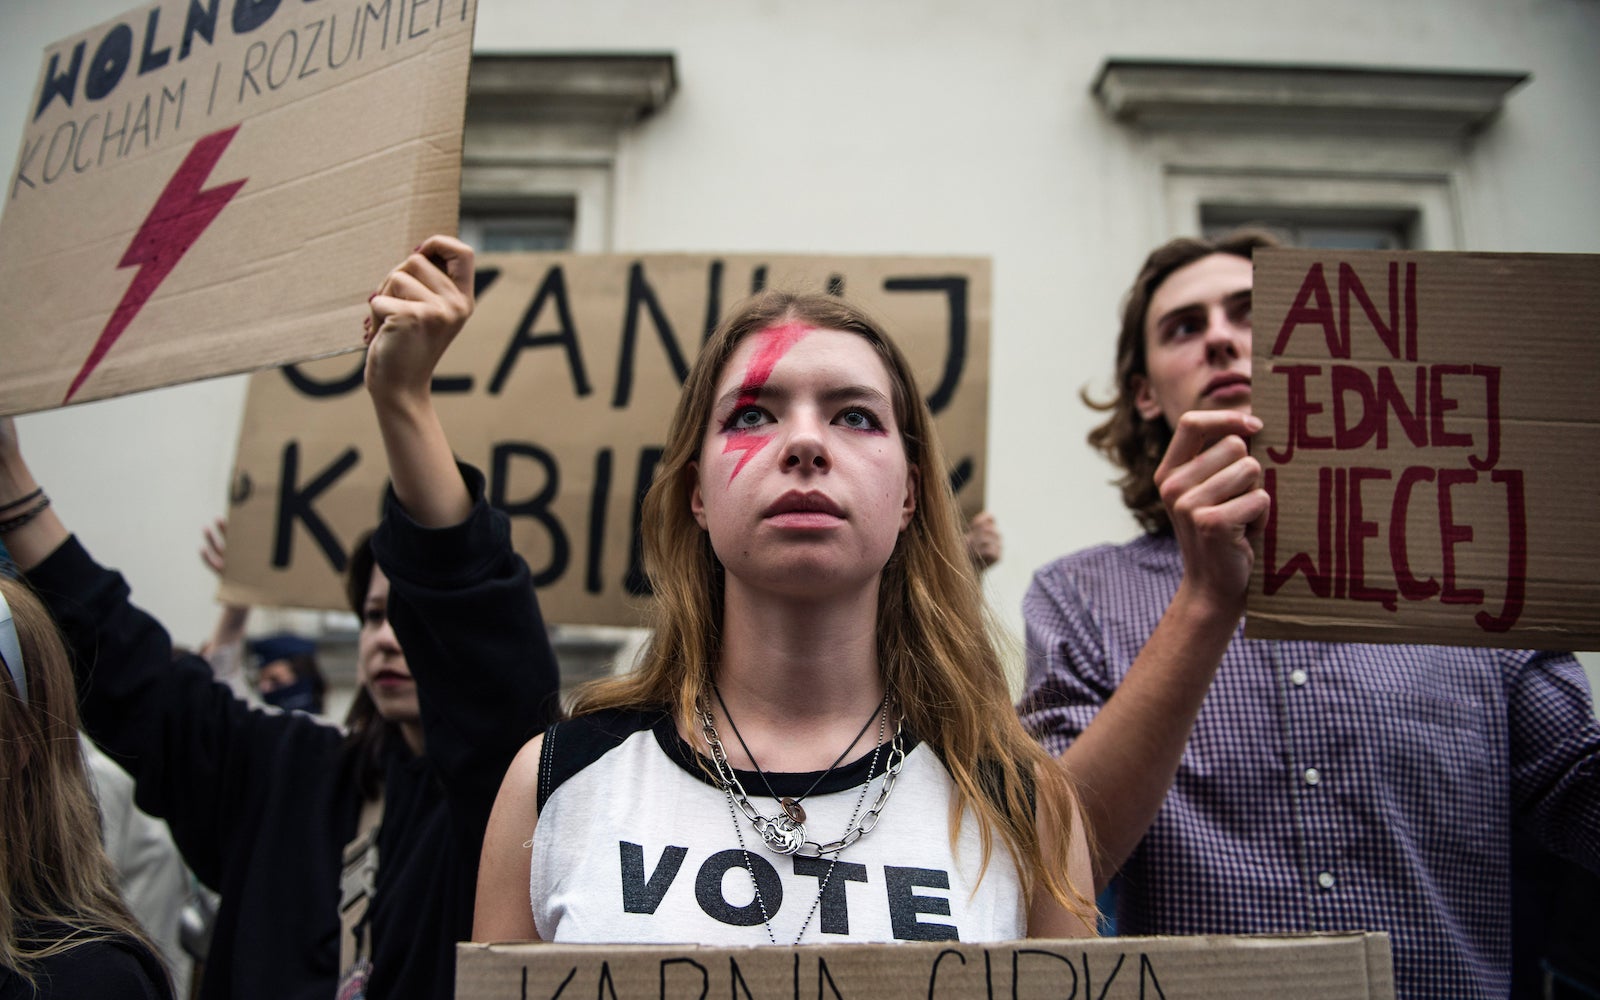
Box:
xmin=1019 ymin=532 xmax=1600 ymax=1000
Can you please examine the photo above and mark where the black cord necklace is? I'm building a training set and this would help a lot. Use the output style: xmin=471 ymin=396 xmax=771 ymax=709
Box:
xmin=711 ymin=683 xmax=885 ymax=825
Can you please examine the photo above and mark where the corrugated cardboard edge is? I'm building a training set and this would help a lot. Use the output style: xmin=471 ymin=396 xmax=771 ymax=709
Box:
xmin=456 ymin=932 xmax=1396 ymax=1000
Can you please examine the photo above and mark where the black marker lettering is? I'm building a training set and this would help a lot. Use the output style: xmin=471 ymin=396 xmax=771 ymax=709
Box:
xmin=34 ymin=43 xmax=86 ymax=122
xmin=884 ymin=276 xmax=968 ymax=413
xmin=181 ymin=0 xmax=221 ymax=60
xmin=490 ymin=265 xmax=590 ymax=396
xmin=326 ymin=10 xmax=358 ymax=69
xmin=283 ymin=356 xmax=365 ymax=397
xmin=138 ymin=8 xmax=173 ymax=75
xmin=272 ymin=442 xmax=357 ymax=571
xmin=624 ymin=448 xmax=664 ymax=596
xmin=85 ymin=24 xmax=134 ymax=102
xmin=613 ymin=262 xmax=691 ymax=408
xmin=490 ymin=443 xmax=569 ymax=586
xmin=585 ymin=449 xmax=612 ymax=594
xmin=660 ymin=958 xmax=708 ymax=1000
xmin=239 ymin=40 xmax=266 ymax=100
xmin=298 ymin=19 xmax=324 ymax=79
xmin=702 ymin=260 xmax=724 ymax=344
xmin=233 ymin=0 xmax=284 ymax=34
xmin=11 ymin=137 xmax=43 ymax=198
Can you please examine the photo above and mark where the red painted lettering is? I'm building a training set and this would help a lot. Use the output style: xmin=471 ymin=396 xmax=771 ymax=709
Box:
xmin=1268 ymin=365 xmax=1332 ymax=464
xmin=1338 ymin=261 xmax=1416 ymax=361
xmin=1333 ymin=467 xmax=1348 ymax=599
xmin=1348 ymin=467 xmax=1397 ymax=610
xmin=1468 ymin=365 xmax=1501 ymax=471
xmin=1391 ymin=466 xmax=1440 ymax=602
xmin=1262 ymin=467 xmax=1333 ymax=598
xmin=1375 ymin=366 xmax=1428 ymax=448
xmin=1428 ymin=365 xmax=1474 ymax=450
xmin=1436 ymin=469 xmax=1482 ymax=605
xmin=1272 ymin=263 xmax=1340 ymax=357
xmin=1475 ymin=469 xmax=1526 ymax=632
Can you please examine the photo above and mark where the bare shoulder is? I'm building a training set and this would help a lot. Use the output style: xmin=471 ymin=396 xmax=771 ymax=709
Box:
xmin=474 ymin=731 xmax=547 ymax=942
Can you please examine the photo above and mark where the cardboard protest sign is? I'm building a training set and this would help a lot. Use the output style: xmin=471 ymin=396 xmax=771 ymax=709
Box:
xmin=223 ymin=252 xmax=991 ymax=627
xmin=0 ymin=0 xmax=476 ymax=415
xmin=456 ymin=934 xmax=1396 ymax=1000
xmin=1247 ymin=249 xmax=1600 ymax=650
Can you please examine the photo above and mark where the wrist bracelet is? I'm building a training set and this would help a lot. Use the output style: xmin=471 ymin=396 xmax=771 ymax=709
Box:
xmin=0 ymin=487 xmax=43 ymax=515
xmin=0 ymin=494 xmax=50 ymax=535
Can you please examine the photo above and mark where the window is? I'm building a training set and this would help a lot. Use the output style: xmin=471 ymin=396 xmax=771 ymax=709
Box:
xmin=1092 ymin=59 xmax=1527 ymax=250
xmin=460 ymin=201 xmax=576 ymax=253
xmin=459 ymin=54 xmax=676 ymax=254
xmin=1200 ymin=204 xmax=1415 ymax=251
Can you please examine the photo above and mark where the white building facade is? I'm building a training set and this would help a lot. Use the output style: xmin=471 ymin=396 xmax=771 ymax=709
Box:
xmin=4 ymin=0 xmax=1597 ymax=688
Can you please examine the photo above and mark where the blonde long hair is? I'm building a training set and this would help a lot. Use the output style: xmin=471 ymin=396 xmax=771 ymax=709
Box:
xmin=0 ymin=577 xmax=167 ymax=989
xmin=571 ymin=290 xmax=1096 ymax=925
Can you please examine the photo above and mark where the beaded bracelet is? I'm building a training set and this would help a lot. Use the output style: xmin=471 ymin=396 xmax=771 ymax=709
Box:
xmin=0 ymin=494 xmax=50 ymax=535
xmin=0 ymin=487 xmax=42 ymax=515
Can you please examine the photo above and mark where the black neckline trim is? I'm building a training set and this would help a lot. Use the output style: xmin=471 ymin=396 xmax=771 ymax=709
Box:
xmin=652 ymin=713 xmax=922 ymax=797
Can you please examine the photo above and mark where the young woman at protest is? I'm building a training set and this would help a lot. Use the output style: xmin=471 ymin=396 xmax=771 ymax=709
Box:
xmin=0 ymin=259 xmax=561 ymax=995
xmin=0 ymin=576 xmax=172 ymax=1000
xmin=360 ymin=236 xmax=1096 ymax=943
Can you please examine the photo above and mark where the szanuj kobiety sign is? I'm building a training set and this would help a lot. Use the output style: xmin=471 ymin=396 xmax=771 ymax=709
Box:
xmin=1247 ymin=249 xmax=1600 ymax=650
xmin=223 ymin=252 xmax=991 ymax=628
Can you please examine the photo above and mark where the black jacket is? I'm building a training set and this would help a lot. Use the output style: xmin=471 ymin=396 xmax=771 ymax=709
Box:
xmin=26 ymin=468 xmax=559 ymax=1000
xmin=1 ymin=924 xmax=171 ymax=1000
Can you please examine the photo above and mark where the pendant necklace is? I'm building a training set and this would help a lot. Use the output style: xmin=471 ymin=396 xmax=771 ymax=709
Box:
xmin=698 ymin=690 xmax=906 ymax=858
xmin=712 ymin=683 xmax=881 ymax=837
xmin=697 ymin=690 xmax=903 ymax=945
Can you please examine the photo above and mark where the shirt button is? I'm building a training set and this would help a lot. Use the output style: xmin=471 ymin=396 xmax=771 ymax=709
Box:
xmin=1318 ymin=871 xmax=1336 ymax=889
xmin=1289 ymin=669 xmax=1309 ymax=686
xmin=1303 ymin=767 xmax=1321 ymax=786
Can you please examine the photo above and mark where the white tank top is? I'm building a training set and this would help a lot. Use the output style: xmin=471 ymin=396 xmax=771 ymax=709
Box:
xmin=528 ymin=709 xmax=1027 ymax=944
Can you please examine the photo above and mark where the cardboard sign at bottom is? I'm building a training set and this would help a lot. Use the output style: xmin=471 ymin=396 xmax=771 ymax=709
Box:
xmin=457 ymin=933 xmax=1395 ymax=1000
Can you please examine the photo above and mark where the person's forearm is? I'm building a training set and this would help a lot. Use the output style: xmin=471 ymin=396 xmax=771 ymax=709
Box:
xmin=0 ymin=446 xmax=70 ymax=570
xmin=207 ymin=604 xmax=250 ymax=651
xmin=371 ymin=393 xmax=471 ymax=529
xmin=1060 ymin=581 xmax=1240 ymax=891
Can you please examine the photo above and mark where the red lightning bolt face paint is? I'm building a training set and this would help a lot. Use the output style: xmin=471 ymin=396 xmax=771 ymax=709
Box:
xmin=65 ymin=125 xmax=248 ymax=403
xmin=721 ymin=322 xmax=813 ymax=482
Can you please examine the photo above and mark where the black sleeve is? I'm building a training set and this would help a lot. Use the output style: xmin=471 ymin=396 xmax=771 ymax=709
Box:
xmin=22 ymin=537 xmax=339 ymax=890
xmin=0 ymin=936 xmax=174 ymax=1000
xmin=371 ymin=462 xmax=562 ymax=859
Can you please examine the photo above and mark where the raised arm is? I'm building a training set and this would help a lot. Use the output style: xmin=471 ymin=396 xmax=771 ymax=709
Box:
xmin=198 ymin=517 xmax=253 ymax=699
xmin=364 ymin=234 xmax=476 ymax=528
xmin=0 ymin=417 xmax=69 ymax=571
xmin=360 ymin=237 xmax=561 ymax=870
xmin=1 ymin=418 xmax=336 ymax=887
xmin=1045 ymin=410 xmax=1267 ymax=891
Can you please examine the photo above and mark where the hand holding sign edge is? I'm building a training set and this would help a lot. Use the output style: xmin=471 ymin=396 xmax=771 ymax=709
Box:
xmin=1155 ymin=409 xmax=1269 ymax=619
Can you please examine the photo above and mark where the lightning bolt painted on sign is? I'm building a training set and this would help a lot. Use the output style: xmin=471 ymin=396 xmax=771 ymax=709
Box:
xmin=64 ymin=125 xmax=247 ymax=403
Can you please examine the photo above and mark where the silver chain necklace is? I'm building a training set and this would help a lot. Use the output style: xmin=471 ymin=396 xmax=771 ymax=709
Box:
xmin=696 ymin=694 xmax=906 ymax=858
xmin=713 ymin=684 xmax=883 ymax=833
xmin=697 ymin=694 xmax=903 ymax=945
